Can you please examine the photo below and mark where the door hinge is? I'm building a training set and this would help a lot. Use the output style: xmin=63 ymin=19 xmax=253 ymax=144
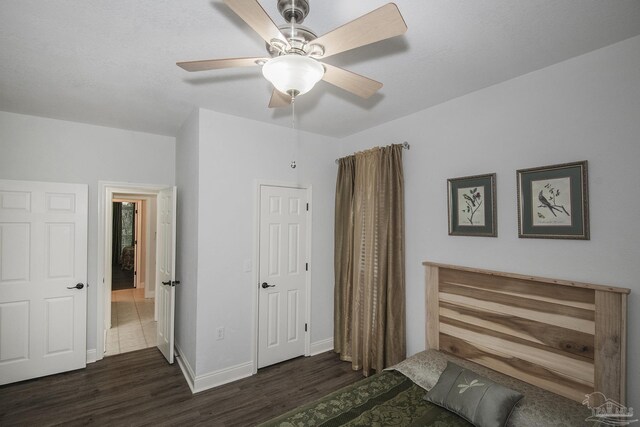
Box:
xmin=306 ymin=203 xmax=309 ymax=211
xmin=134 ymin=271 xmax=137 ymax=276
xmin=305 ymin=323 xmax=308 ymax=332
xmin=305 ymin=262 xmax=308 ymax=271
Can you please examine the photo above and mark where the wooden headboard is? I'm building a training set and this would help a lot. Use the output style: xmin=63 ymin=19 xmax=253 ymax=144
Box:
xmin=424 ymin=262 xmax=629 ymax=404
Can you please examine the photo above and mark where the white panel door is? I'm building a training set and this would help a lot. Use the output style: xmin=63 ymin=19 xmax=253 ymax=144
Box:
xmin=0 ymin=179 xmax=88 ymax=385
xmin=156 ymin=187 xmax=176 ymax=364
xmin=258 ymin=186 xmax=308 ymax=368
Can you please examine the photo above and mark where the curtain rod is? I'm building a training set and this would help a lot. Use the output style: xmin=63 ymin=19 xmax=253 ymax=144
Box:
xmin=335 ymin=141 xmax=410 ymax=164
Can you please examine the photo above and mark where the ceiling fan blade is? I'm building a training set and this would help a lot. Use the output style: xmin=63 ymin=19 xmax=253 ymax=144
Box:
xmin=176 ymin=57 xmax=267 ymax=72
xmin=224 ymin=0 xmax=290 ymax=50
xmin=268 ymin=89 xmax=292 ymax=108
xmin=321 ymin=63 xmax=383 ymax=99
xmin=311 ymin=3 xmax=407 ymax=59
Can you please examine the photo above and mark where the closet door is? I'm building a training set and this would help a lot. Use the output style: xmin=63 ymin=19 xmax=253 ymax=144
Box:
xmin=0 ymin=179 xmax=88 ymax=385
xmin=257 ymin=185 xmax=308 ymax=368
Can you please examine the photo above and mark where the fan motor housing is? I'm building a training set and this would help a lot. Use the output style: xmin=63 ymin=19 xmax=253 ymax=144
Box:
xmin=277 ymin=0 xmax=310 ymax=23
xmin=266 ymin=25 xmax=318 ymax=57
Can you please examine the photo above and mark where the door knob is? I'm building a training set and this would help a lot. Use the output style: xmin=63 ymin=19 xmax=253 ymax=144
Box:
xmin=261 ymin=282 xmax=275 ymax=289
xmin=67 ymin=283 xmax=84 ymax=290
xmin=162 ymin=280 xmax=180 ymax=287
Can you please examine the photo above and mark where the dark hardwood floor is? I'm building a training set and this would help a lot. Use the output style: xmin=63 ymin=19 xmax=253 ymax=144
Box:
xmin=0 ymin=348 xmax=363 ymax=426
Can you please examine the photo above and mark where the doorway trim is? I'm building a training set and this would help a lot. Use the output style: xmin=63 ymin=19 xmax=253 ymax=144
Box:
xmin=96 ymin=181 xmax=166 ymax=361
xmin=251 ymin=180 xmax=312 ymax=374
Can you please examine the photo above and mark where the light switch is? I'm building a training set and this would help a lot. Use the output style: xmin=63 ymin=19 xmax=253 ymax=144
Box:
xmin=243 ymin=259 xmax=252 ymax=272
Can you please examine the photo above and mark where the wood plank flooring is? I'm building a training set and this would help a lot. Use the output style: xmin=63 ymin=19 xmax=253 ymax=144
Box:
xmin=0 ymin=348 xmax=363 ymax=426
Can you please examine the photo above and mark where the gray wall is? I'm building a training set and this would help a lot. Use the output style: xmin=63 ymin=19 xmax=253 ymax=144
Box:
xmin=340 ymin=35 xmax=640 ymax=409
xmin=0 ymin=111 xmax=175 ymax=352
xmin=175 ymin=109 xmax=200 ymax=371
xmin=193 ymin=108 xmax=339 ymax=376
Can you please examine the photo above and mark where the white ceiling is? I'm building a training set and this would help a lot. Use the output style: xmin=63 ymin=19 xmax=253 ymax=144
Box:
xmin=1 ymin=1 xmax=639 ymax=138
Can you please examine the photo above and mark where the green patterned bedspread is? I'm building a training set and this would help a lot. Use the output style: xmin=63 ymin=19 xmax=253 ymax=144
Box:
xmin=258 ymin=370 xmax=471 ymax=427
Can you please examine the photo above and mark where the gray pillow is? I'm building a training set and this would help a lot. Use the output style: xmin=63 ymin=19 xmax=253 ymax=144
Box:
xmin=425 ymin=362 xmax=523 ymax=427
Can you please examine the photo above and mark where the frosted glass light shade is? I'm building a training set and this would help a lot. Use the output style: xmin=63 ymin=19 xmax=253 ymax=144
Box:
xmin=262 ymin=55 xmax=324 ymax=97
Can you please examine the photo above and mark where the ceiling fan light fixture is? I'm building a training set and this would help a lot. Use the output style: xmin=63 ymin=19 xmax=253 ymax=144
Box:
xmin=262 ymin=54 xmax=324 ymax=97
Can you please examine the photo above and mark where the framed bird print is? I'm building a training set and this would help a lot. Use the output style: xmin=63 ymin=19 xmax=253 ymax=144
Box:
xmin=517 ymin=161 xmax=589 ymax=239
xmin=447 ymin=173 xmax=497 ymax=237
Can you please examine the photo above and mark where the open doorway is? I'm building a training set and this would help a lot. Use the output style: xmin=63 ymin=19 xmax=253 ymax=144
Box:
xmin=105 ymin=194 xmax=158 ymax=357
xmin=97 ymin=182 xmax=176 ymax=364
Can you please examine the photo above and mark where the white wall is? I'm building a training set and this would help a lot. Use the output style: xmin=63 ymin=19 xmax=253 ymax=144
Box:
xmin=0 ymin=111 xmax=175 ymax=353
xmin=175 ymin=109 xmax=200 ymax=370
xmin=340 ymin=35 xmax=640 ymax=409
xmin=193 ymin=108 xmax=339 ymax=377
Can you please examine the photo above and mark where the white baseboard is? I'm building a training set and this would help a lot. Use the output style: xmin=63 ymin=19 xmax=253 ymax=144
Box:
xmin=310 ymin=337 xmax=334 ymax=356
xmin=192 ymin=361 xmax=253 ymax=393
xmin=175 ymin=344 xmax=253 ymax=394
xmin=175 ymin=343 xmax=197 ymax=393
xmin=86 ymin=349 xmax=97 ymax=364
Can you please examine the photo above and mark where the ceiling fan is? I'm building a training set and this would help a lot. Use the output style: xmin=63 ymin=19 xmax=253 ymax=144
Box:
xmin=177 ymin=0 xmax=407 ymax=108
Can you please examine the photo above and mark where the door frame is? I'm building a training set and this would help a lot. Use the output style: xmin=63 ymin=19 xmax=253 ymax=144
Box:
xmin=96 ymin=181 xmax=166 ymax=361
xmin=251 ymin=180 xmax=312 ymax=374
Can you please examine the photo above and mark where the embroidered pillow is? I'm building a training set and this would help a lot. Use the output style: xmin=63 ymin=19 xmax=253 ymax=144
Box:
xmin=425 ymin=362 xmax=523 ymax=427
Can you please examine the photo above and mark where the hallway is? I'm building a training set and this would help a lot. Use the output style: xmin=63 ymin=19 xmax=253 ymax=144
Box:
xmin=105 ymin=288 xmax=156 ymax=356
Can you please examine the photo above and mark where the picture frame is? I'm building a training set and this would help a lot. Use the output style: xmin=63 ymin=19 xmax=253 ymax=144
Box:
xmin=517 ymin=160 xmax=589 ymax=239
xmin=447 ymin=173 xmax=497 ymax=237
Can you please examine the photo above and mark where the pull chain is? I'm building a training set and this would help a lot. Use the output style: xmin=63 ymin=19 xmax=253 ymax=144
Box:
xmin=290 ymin=95 xmax=297 ymax=169
xmin=289 ymin=1 xmax=298 ymax=170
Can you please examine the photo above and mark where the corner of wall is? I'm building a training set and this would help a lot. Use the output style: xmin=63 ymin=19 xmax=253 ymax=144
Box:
xmin=310 ymin=338 xmax=334 ymax=356
xmin=190 ymin=362 xmax=254 ymax=394
xmin=86 ymin=349 xmax=97 ymax=364
xmin=174 ymin=107 xmax=202 ymax=373
xmin=175 ymin=342 xmax=196 ymax=393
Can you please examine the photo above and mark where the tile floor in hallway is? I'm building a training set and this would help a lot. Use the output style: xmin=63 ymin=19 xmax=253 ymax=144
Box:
xmin=105 ymin=288 xmax=156 ymax=356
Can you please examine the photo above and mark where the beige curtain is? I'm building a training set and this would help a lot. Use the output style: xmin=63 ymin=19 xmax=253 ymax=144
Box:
xmin=334 ymin=144 xmax=406 ymax=375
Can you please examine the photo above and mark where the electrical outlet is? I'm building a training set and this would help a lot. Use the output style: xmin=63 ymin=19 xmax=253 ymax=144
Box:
xmin=216 ymin=327 xmax=224 ymax=340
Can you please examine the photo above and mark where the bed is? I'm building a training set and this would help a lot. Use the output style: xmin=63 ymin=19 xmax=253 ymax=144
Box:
xmin=260 ymin=263 xmax=629 ymax=427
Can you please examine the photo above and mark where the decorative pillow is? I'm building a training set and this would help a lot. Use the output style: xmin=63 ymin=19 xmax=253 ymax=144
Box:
xmin=425 ymin=362 xmax=523 ymax=427
xmin=386 ymin=349 xmax=445 ymax=390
